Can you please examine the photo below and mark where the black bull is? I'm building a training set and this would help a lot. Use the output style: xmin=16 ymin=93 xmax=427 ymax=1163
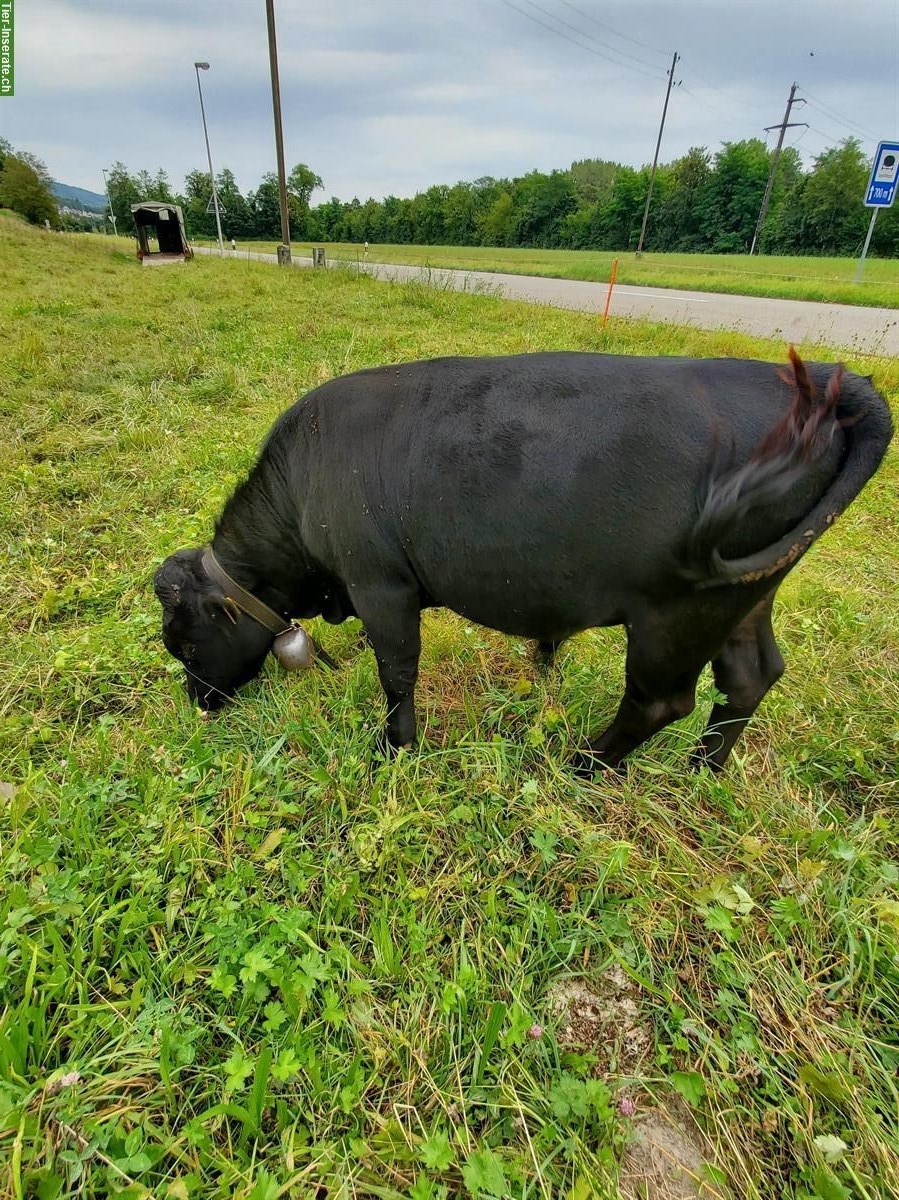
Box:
xmin=154 ymin=351 xmax=892 ymax=771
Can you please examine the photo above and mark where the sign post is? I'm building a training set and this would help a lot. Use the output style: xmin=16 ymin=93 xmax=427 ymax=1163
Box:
xmin=856 ymin=140 xmax=899 ymax=282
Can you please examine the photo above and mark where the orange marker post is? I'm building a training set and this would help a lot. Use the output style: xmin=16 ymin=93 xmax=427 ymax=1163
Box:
xmin=601 ymin=258 xmax=619 ymax=332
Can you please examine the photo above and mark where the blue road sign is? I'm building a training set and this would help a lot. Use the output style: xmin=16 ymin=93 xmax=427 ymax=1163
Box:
xmin=864 ymin=141 xmax=899 ymax=207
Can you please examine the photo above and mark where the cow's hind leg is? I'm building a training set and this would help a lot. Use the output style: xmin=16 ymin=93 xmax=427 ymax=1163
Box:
xmin=351 ymin=585 xmax=422 ymax=752
xmin=575 ymin=616 xmax=708 ymax=772
xmin=534 ymin=638 xmax=565 ymax=672
xmin=692 ymin=592 xmax=784 ymax=771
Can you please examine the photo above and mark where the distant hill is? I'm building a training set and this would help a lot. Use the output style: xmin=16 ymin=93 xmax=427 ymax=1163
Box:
xmin=51 ymin=181 xmax=108 ymax=212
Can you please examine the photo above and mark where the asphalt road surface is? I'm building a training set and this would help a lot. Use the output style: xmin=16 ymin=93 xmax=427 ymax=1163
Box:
xmin=195 ymin=246 xmax=899 ymax=356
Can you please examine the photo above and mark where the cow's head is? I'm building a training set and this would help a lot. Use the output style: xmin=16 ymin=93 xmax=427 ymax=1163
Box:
xmin=153 ymin=548 xmax=273 ymax=709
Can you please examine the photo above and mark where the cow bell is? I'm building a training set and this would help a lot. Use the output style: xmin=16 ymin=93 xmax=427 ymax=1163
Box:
xmin=272 ymin=624 xmax=314 ymax=671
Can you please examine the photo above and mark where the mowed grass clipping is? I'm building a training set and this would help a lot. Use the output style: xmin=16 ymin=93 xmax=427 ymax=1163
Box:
xmin=1 ymin=218 xmax=897 ymax=1200
xmin=195 ymin=236 xmax=899 ymax=309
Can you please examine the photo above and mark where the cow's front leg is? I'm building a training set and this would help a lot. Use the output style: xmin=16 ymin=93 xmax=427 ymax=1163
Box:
xmin=352 ymin=586 xmax=422 ymax=751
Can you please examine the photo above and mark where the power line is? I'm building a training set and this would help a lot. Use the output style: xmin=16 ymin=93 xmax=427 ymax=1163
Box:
xmin=516 ymin=0 xmax=665 ymax=77
xmin=788 ymin=125 xmax=811 ymax=149
xmin=556 ymin=0 xmax=668 ymax=60
xmin=805 ymin=101 xmax=876 ymax=144
xmin=800 ymin=88 xmax=879 ymax=143
xmin=678 ymin=84 xmax=754 ymax=133
xmin=541 ymin=0 xmax=667 ymax=74
xmin=496 ymin=0 xmax=665 ymax=81
xmin=805 ymin=122 xmax=867 ymax=152
xmin=676 ymin=57 xmax=771 ymax=122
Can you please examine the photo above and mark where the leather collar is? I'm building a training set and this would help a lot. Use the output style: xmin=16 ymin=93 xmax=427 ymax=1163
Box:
xmin=201 ymin=548 xmax=291 ymax=636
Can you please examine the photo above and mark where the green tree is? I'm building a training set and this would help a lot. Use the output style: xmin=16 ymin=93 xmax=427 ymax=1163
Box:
xmin=443 ymin=182 xmax=478 ymax=244
xmin=247 ymin=173 xmax=282 ymax=239
xmin=342 ymin=196 xmax=382 ymax=243
xmin=287 ymin=163 xmax=323 ymax=237
xmin=180 ymin=168 xmax=217 ymax=238
xmin=478 ymin=190 xmax=515 ymax=245
xmin=568 ymin=158 xmax=619 ymax=207
xmin=104 ymin=162 xmax=140 ymax=234
xmin=755 ymin=146 xmax=803 ymax=252
xmin=798 ymin=138 xmax=869 ymax=255
xmin=763 ymin=175 xmax=808 ymax=254
xmin=654 ymin=147 xmax=711 ymax=251
xmin=408 ymin=184 xmax=447 ymax=244
xmin=595 ymin=166 xmax=648 ymax=249
xmin=134 ymin=168 xmax=175 ymax=204
xmin=341 ymin=197 xmax=365 ymax=242
xmin=0 ymin=152 xmax=60 ymax=227
xmin=380 ymin=195 xmax=413 ymax=242
xmin=512 ymin=170 xmax=577 ymax=247
xmin=307 ymin=195 xmax=347 ymax=242
xmin=558 ymin=205 xmax=596 ymax=248
xmin=214 ymin=167 xmax=253 ymax=238
xmin=699 ymin=139 xmax=771 ymax=252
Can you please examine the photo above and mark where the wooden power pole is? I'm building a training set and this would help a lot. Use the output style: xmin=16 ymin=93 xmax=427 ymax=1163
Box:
xmin=265 ymin=0 xmax=292 ymax=266
xmin=749 ymin=83 xmax=807 ymax=255
xmin=636 ymin=51 xmax=679 ymax=257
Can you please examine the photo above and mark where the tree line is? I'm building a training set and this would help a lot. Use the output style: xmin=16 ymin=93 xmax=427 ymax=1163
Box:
xmin=104 ymin=137 xmax=898 ymax=258
xmin=3 ymin=134 xmax=897 ymax=258
xmin=102 ymin=161 xmax=323 ymax=247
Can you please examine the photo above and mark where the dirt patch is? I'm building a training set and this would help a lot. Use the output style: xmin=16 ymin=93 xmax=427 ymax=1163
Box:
xmin=619 ymin=1099 xmax=719 ymax=1200
xmin=547 ymin=965 xmax=652 ymax=1077
xmin=547 ymin=971 xmax=723 ymax=1199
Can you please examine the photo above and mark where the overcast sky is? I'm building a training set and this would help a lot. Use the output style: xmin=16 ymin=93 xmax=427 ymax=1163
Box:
xmin=2 ymin=0 xmax=898 ymax=201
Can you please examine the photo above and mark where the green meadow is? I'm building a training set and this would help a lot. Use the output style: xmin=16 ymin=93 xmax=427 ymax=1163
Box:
xmin=1 ymin=218 xmax=897 ymax=1199
xmin=195 ymin=236 xmax=899 ymax=309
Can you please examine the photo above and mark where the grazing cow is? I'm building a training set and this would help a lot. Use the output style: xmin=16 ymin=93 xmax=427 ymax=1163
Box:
xmin=154 ymin=350 xmax=892 ymax=771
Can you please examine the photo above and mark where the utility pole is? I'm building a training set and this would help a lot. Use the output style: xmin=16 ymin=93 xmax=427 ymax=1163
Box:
xmin=194 ymin=62 xmax=225 ymax=256
xmin=749 ymin=83 xmax=807 ymax=255
xmin=265 ymin=0 xmax=291 ymax=266
xmin=636 ymin=51 xmax=678 ymax=257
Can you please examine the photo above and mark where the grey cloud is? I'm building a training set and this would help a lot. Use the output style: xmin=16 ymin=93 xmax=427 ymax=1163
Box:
xmin=3 ymin=0 xmax=896 ymax=200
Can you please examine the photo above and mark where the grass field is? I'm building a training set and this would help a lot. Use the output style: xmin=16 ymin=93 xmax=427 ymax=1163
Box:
xmin=193 ymin=237 xmax=899 ymax=309
xmin=2 ymin=218 xmax=898 ymax=1199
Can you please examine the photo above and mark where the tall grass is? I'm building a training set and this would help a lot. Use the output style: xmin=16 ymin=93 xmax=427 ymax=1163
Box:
xmin=1 ymin=217 xmax=897 ymax=1199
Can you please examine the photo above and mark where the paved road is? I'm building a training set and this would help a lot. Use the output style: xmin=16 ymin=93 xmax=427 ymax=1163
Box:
xmin=195 ymin=246 xmax=899 ymax=356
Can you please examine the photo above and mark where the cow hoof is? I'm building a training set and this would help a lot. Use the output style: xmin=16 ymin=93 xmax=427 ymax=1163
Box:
xmin=571 ymin=748 xmax=626 ymax=779
xmin=571 ymin=751 xmax=598 ymax=777
xmin=688 ymin=748 xmax=725 ymax=774
xmin=376 ymin=732 xmax=416 ymax=760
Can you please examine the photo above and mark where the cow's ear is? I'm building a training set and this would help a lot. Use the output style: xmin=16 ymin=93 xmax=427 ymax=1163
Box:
xmin=154 ymin=551 xmax=200 ymax=612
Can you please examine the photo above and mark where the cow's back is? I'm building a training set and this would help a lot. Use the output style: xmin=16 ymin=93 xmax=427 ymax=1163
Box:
xmin=285 ymin=353 xmax=844 ymax=638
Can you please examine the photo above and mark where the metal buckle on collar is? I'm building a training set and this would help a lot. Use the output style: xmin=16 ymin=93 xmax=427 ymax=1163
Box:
xmin=201 ymin=548 xmax=314 ymax=671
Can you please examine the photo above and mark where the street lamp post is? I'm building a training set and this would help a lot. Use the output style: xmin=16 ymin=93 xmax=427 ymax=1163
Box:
xmin=100 ymin=167 xmax=117 ymax=237
xmin=194 ymin=61 xmax=225 ymax=256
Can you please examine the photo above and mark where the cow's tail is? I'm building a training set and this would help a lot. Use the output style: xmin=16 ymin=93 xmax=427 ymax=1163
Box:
xmin=682 ymin=348 xmax=893 ymax=588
